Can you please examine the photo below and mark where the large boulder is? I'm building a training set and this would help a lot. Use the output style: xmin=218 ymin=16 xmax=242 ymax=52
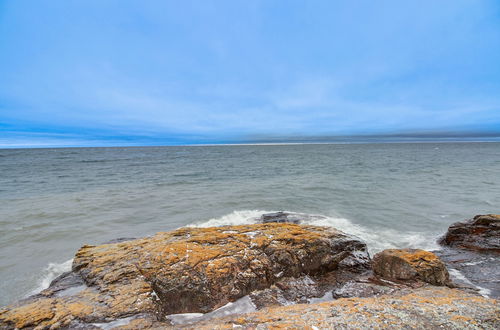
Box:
xmin=372 ymin=249 xmax=450 ymax=286
xmin=440 ymin=214 xmax=500 ymax=252
xmin=0 ymin=223 xmax=370 ymax=329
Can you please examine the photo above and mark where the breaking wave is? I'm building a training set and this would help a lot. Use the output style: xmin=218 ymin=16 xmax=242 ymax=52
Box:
xmin=188 ymin=210 xmax=439 ymax=254
xmin=29 ymin=259 xmax=73 ymax=296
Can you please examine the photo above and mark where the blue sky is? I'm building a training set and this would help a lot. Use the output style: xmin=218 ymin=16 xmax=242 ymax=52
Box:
xmin=1 ymin=0 xmax=500 ymax=147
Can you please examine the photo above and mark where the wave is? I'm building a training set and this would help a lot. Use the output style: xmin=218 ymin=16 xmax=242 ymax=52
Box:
xmin=29 ymin=259 xmax=73 ymax=296
xmin=187 ymin=210 xmax=263 ymax=228
xmin=448 ymin=268 xmax=491 ymax=297
xmin=188 ymin=210 xmax=439 ymax=254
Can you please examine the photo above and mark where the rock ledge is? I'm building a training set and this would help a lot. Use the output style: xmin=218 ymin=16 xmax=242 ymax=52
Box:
xmin=0 ymin=223 xmax=370 ymax=329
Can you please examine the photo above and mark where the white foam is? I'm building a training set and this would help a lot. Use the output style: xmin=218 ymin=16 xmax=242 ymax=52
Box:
xmin=463 ymin=260 xmax=484 ymax=266
xmin=303 ymin=215 xmax=439 ymax=254
xmin=448 ymin=268 xmax=491 ymax=298
xmin=29 ymin=259 xmax=73 ymax=296
xmin=188 ymin=210 xmax=438 ymax=254
xmin=243 ymin=231 xmax=259 ymax=238
xmin=187 ymin=210 xmax=263 ymax=228
xmin=167 ymin=313 xmax=204 ymax=325
xmin=92 ymin=316 xmax=136 ymax=329
xmin=167 ymin=296 xmax=256 ymax=325
xmin=308 ymin=291 xmax=333 ymax=304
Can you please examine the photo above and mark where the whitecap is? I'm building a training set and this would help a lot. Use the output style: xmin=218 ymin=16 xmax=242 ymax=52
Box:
xmin=92 ymin=316 xmax=136 ymax=329
xmin=186 ymin=210 xmax=264 ymax=227
xmin=29 ymin=259 xmax=73 ymax=296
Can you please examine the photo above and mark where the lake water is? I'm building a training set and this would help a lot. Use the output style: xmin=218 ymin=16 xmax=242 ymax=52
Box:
xmin=1 ymin=142 xmax=499 ymax=306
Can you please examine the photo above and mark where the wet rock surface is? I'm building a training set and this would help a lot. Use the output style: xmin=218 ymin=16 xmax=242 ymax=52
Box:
xmin=436 ymin=214 xmax=500 ymax=299
xmin=40 ymin=271 xmax=87 ymax=298
xmin=0 ymin=223 xmax=370 ymax=329
xmin=183 ymin=287 xmax=500 ymax=329
xmin=440 ymin=214 xmax=500 ymax=252
xmin=1 ymin=214 xmax=499 ymax=329
xmin=332 ymin=278 xmax=400 ymax=299
xmin=372 ymin=248 xmax=450 ymax=286
xmin=435 ymin=247 xmax=500 ymax=299
xmin=259 ymin=211 xmax=300 ymax=224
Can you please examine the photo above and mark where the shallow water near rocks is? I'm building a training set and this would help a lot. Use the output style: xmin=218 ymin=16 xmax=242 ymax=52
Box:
xmin=167 ymin=296 xmax=257 ymax=325
xmin=1 ymin=142 xmax=500 ymax=306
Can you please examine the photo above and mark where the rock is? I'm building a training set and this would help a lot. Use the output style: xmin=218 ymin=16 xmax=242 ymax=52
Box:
xmin=248 ymin=275 xmax=333 ymax=308
xmin=248 ymin=272 xmax=400 ymax=309
xmin=102 ymin=237 xmax=136 ymax=244
xmin=372 ymin=249 xmax=450 ymax=286
xmin=260 ymin=211 xmax=300 ymax=224
xmin=39 ymin=271 xmax=87 ymax=298
xmin=440 ymin=214 xmax=500 ymax=252
xmin=435 ymin=247 xmax=500 ymax=299
xmin=184 ymin=287 xmax=499 ymax=329
xmin=332 ymin=279 xmax=399 ymax=299
xmin=436 ymin=214 xmax=500 ymax=299
xmin=0 ymin=223 xmax=370 ymax=329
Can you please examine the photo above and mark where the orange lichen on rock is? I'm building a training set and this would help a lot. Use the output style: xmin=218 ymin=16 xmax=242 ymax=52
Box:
xmin=3 ymin=222 xmax=496 ymax=330
xmin=0 ymin=223 xmax=370 ymax=329
xmin=372 ymin=248 xmax=450 ymax=286
xmin=0 ymin=299 xmax=55 ymax=329
xmin=186 ymin=287 xmax=499 ymax=330
xmin=397 ymin=249 xmax=439 ymax=263
xmin=134 ymin=223 xmax=367 ymax=314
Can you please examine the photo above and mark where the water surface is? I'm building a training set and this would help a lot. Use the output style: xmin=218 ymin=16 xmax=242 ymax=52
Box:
xmin=1 ymin=142 xmax=499 ymax=306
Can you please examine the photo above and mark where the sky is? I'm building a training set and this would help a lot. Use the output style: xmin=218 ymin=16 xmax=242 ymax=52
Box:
xmin=1 ymin=0 xmax=500 ymax=147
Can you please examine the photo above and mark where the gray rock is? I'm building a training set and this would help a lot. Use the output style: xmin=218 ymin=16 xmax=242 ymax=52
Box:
xmin=260 ymin=212 xmax=300 ymax=224
xmin=439 ymin=214 xmax=500 ymax=252
xmin=435 ymin=247 xmax=500 ymax=298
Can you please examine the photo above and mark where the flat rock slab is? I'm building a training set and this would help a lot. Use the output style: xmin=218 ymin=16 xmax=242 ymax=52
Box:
xmin=180 ymin=287 xmax=499 ymax=330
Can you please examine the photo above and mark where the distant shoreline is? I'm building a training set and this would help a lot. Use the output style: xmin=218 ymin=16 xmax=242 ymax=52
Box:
xmin=1 ymin=138 xmax=500 ymax=150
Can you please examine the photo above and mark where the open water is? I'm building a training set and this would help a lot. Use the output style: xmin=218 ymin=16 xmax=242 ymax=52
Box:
xmin=1 ymin=142 xmax=499 ymax=306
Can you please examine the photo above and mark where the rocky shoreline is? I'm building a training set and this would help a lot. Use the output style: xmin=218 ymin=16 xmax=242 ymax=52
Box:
xmin=1 ymin=214 xmax=499 ymax=329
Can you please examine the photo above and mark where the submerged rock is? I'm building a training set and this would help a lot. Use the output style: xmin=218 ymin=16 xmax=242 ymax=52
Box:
xmin=440 ymin=214 xmax=500 ymax=252
xmin=0 ymin=223 xmax=370 ymax=329
xmin=259 ymin=211 xmax=300 ymax=224
xmin=186 ymin=287 xmax=499 ymax=329
xmin=372 ymin=249 xmax=450 ymax=286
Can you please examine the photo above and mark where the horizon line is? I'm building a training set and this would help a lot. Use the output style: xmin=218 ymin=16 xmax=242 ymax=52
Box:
xmin=1 ymin=137 xmax=500 ymax=150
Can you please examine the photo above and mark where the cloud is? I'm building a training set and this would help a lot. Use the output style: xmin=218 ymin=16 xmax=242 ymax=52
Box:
xmin=1 ymin=0 xmax=500 ymax=146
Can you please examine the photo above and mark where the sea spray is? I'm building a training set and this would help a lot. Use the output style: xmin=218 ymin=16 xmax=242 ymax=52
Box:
xmin=29 ymin=259 xmax=73 ymax=296
xmin=188 ymin=209 xmax=439 ymax=254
